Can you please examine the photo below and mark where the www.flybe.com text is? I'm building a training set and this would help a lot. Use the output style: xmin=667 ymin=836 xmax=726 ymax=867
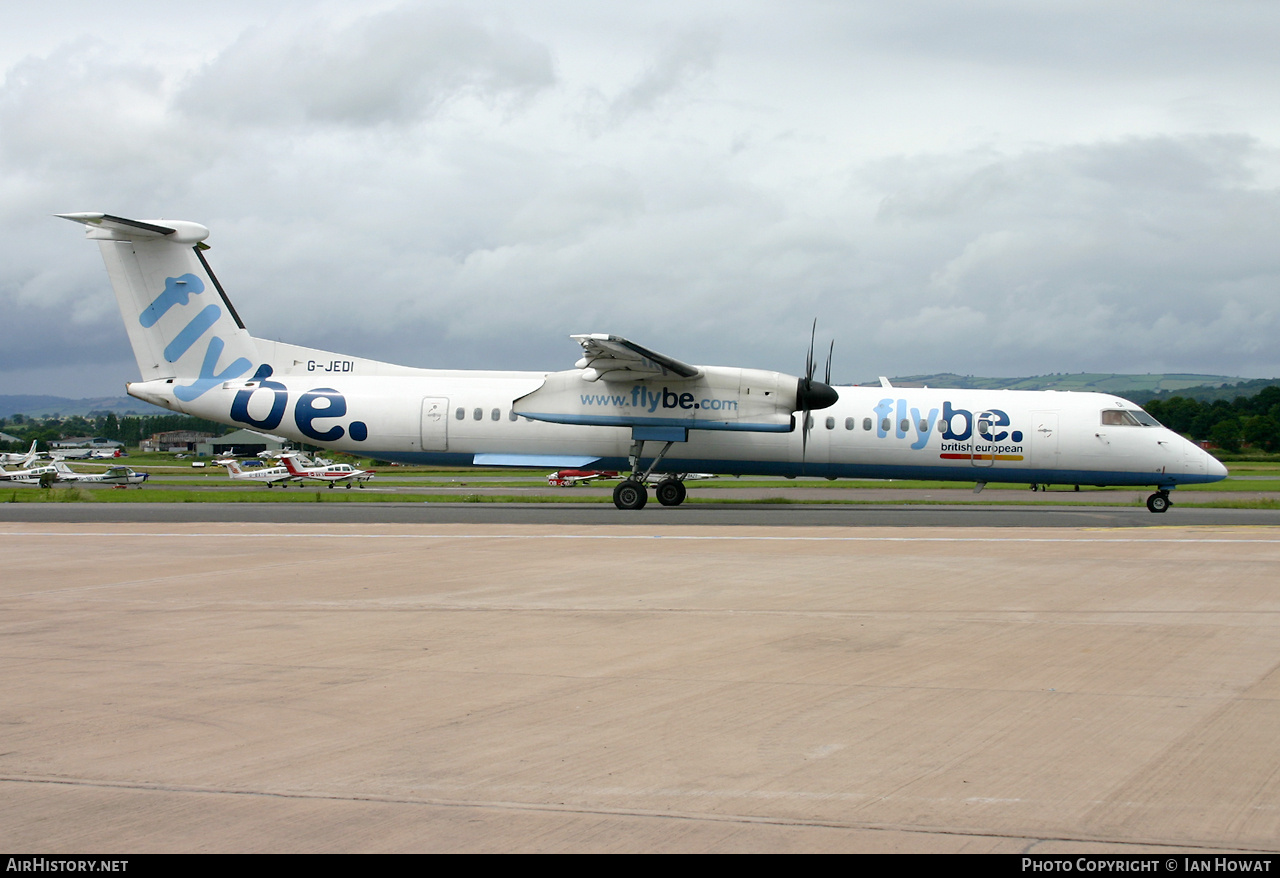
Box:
xmin=580 ymin=387 xmax=738 ymax=412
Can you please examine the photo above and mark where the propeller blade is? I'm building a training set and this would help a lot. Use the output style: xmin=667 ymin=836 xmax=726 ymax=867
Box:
xmin=805 ymin=319 xmax=817 ymax=388
xmin=824 ymin=340 xmax=834 ymax=385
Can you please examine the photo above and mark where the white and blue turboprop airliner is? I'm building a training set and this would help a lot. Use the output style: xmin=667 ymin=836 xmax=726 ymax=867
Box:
xmin=59 ymin=212 xmax=1227 ymax=512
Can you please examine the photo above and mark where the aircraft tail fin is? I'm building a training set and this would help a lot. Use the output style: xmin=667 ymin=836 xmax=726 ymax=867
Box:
xmin=58 ymin=213 xmax=261 ymax=400
xmin=215 ymin=458 xmax=244 ymax=475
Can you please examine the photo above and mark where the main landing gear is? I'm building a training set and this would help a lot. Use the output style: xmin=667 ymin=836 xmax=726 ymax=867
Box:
xmin=655 ymin=478 xmax=686 ymax=507
xmin=612 ymin=477 xmax=688 ymax=510
xmin=611 ymin=436 xmax=689 ymax=510
xmin=1146 ymin=491 xmax=1171 ymax=514
xmin=612 ymin=479 xmax=648 ymax=510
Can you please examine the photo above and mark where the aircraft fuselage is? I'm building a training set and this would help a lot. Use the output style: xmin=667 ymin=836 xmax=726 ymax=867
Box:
xmin=128 ymin=371 xmax=1223 ymax=491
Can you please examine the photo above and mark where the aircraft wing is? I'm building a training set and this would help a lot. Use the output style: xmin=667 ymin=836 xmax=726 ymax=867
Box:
xmin=571 ymin=334 xmax=703 ymax=383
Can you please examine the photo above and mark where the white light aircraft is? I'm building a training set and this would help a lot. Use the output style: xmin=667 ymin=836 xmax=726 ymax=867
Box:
xmin=58 ymin=212 xmax=1227 ymax=513
xmin=60 ymin=464 xmax=149 ymax=486
xmin=52 ymin=448 xmax=123 ymax=460
xmin=215 ymin=458 xmax=296 ymax=488
xmin=0 ymin=462 xmax=61 ymax=487
xmin=0 ymin=461 xmax=147 ymax=487
xmin=279 ymin=453 xmax=374 ymax=489
xmin=0 ymin=440 xmax=39 ymax=467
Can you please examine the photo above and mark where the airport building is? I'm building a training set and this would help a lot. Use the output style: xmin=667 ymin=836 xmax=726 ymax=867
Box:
xmin=196 ymin=429 xmax=290 ymax=458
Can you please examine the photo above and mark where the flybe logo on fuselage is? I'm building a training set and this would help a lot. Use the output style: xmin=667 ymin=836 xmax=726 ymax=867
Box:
xmin=140 ymin=273 xmax=252 ymax=402
xmin=230 ymin=366 xmax=369 ymax=443
xmin=872 ymin=399 xmax=1024 ymax=455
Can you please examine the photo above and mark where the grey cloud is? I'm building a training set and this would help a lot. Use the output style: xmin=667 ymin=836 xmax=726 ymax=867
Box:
xmin=178 ymin=7 xmax=556 ymax=128
xmin=608 ymin=30 xmax=718 ymax=123
xmin=842 ymin=1 xmax=1280 ymax=78
xmin=0 ymin=41 xmax=184 ymax=179
xmin=5 ymin=3 xmax=1280 ymax=397
xmin=854 ymin=136 xmax=1280 ymax=376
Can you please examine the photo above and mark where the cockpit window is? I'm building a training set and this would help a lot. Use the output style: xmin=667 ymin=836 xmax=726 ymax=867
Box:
xmin=1101 ymin=409 xmax=1160 ymax=427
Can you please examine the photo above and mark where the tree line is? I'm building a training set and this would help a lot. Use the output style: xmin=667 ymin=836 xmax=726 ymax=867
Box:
xmin=1143 ymin=386 xmax=1280 ymax=453
xmin=0 ymin=412 xmax=227 ymax=453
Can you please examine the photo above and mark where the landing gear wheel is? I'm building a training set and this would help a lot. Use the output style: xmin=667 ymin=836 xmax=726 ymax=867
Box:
xmin=655 ymin=479 xmax=686 ymax=507
xmin=1146 ymin=492 xmax=1171 ymax=513
xmin=613 ymin=480 xmax=648 ymax=510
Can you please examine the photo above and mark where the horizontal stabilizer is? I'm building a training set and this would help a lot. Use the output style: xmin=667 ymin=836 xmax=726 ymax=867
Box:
xmin=57 ymin=213 xmax=211 ymax=245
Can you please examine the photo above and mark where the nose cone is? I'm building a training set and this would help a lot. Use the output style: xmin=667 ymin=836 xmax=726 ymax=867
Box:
xmin=797 ymin=379 xmax=839 ymax=411
xmin=1206 ymin=453 xmax=1228 ymax=480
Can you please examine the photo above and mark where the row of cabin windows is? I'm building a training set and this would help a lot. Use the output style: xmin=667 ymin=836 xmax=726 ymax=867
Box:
xmin=456 ymin=407 xmax=521 ymax=422
xmin=454 ymin=409 xmax=1157 ymax=430
xmin=808 ymin=416 xmax=945 ymax=433
xmin=807 ymin=410 xmax=1161 ymax=431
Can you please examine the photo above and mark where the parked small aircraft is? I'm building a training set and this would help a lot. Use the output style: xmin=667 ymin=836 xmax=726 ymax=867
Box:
xmin=63 ymin=464 xmax=149 ymax=486
xmin=0 ymin=462 xmax=60 ymax=487
xmin=0 ymin=440 xmax=38 ymax=467
xmin=59 ymin=211 xmax=1228 ymax=512
xmin=0 ymin=461 xmax=147 ymax=487
xmin=279 ymin=453 xmax=374 ymax=489
xmin=52 ymin=448 xmax=123 ymax=460
xmin=546 ymin=469 xmax=620 ymax=487
xmin=215 ymin=458 xmax=296 ymax=488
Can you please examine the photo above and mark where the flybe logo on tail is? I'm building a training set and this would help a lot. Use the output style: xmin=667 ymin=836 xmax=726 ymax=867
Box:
xmin=141 ymin=273 xmax=252 ymax=401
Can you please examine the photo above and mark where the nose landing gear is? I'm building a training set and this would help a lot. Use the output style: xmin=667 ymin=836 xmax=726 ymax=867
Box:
xmin=1146 ymin=491 xmax=1171 ymax=513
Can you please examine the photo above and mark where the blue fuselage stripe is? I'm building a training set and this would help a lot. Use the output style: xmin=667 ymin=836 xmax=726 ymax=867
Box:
xmin=361 ymin=450 xmax=1220 ymax=488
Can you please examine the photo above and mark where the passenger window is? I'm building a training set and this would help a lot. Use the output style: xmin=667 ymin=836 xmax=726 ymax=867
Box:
xmin=939 ymin=420 xmax=949 ymax=433
xmin=491 ymin=408 xmax=500 ymax=421
xmin=473 ymin=408 xmax=482 ymax=421
xmin=863 ymin=418 xmax=872 ymax=431
xmin=880 ymin=418 xmax=891 ymax=432
xmin=805 ymin=414 xmax=814 ymax=430
xmin=825 ymin=417 xmax=835 ymax=430
xmin=455 ymin=407 xmax=464 ymax=420
xmin=509 ymin=410 xmax=518 ymax=422
xmin=918 ymin=419 xmax=929 ymax=432
xmin=845 ymin=417 xmax=855 ymax=430
xmin=899 ymin=418 xmax=909 ymax=434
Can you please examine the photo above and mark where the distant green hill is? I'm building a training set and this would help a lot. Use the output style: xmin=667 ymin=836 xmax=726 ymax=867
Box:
xmin=856 ymin=373 xmax=1278 ymax=403
xmin=0 ymin=395 xmax=168 ymax=418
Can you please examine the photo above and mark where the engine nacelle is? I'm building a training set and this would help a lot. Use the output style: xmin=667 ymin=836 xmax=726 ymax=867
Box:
xmin=513 ymin=366 xmax=814 ymax=433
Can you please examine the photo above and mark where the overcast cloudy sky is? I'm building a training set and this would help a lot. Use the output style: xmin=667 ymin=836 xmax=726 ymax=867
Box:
xmin=3 ymin=1 xmax=1279 ymax=397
